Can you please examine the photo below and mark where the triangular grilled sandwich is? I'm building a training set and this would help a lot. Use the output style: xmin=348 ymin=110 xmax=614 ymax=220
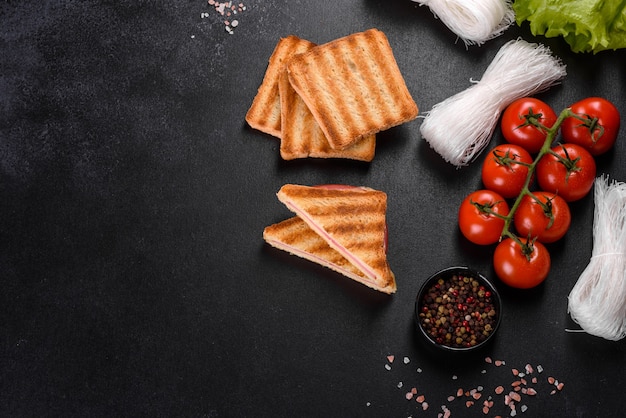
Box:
xmin=263 ymin=184 xmax=396 ymax=294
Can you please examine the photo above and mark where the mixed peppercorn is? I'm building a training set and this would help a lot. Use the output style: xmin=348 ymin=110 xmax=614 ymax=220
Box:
xmin=418 ymin=273 xmax=499 ymax=349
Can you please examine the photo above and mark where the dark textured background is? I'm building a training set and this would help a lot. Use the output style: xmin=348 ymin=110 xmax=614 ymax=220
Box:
xmin=1 ymin=1 xmax=625 ymax=417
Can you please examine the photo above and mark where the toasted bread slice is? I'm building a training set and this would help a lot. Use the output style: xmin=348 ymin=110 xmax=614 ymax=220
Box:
xmin=274 ymin=184 xmax=396 ymax=294
xmin=263 ymin=216 xmax=371 ymax=284
xmin=246 ymin=35 xmax=316 ymax=138
xmin=286 ymin=28 xmax=418 ymax=150
xmin=278 ymin=68 xmax=376 ymax=161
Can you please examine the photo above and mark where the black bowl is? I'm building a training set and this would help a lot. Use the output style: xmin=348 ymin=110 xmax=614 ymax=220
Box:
xmin=414 ymin=266 xmax=502 ymax=354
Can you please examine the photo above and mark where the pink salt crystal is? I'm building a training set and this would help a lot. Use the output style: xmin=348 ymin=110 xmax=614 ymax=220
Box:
xmin=509 ymin=392 xmax=521 ymax=402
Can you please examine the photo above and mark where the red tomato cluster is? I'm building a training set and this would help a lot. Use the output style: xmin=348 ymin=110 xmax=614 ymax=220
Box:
xmin=459 ymin=96 xmax=620 ymax=289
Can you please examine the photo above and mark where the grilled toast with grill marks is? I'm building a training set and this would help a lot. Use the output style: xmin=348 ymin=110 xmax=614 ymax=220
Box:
xmin=265 ymin=184 xmax=396 ymax=294
xmin=286 ymin=28 xmax=418 ymax=150
xmin=277 ymin=67 xmax=377 ymax=161
xmin=263 ymin=216 xmax=371 ymax=284
xmin=245 ymin=35 xmax=316 ymax=138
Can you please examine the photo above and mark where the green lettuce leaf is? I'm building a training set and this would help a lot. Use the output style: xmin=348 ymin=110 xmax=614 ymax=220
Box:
xmin=513 ymin=0 xmax=626 ymax=53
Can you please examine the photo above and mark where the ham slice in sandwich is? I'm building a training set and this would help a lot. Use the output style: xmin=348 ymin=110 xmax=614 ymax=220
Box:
xmin=263 ymin=184 xmax=396 ymax=294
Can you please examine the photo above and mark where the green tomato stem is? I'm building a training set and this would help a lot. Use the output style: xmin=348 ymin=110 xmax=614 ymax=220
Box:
xmin=499 ymin=107 xmax=577 ymax=246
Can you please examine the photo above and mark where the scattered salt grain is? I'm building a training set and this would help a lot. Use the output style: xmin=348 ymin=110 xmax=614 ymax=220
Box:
xmin=204 ymin=1 xmax=248 ymax=34
xmin=377 ymin=353 xmax=564 ymax=415
xmin=509 ymin=391 xmax=522 ymax=402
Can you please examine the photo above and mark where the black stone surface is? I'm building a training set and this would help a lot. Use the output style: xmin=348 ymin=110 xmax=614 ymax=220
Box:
xmin=2 ymin=1 xmax=625 ymax=416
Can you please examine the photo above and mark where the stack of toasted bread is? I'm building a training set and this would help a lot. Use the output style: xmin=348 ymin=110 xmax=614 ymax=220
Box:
xmin=246 ymin=29 xmax=418 ymax=162
xmin=263 ymin=184 xmax=397 ymax=294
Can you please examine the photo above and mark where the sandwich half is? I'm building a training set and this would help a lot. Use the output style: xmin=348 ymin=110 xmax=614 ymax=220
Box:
xmin=264 ymin=184 xmax=396 ymax=294
xmin=263 ymin=216 xmax=372 ymax=285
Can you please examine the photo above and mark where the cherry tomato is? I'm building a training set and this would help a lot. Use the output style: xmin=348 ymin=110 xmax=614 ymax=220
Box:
xmin=561 ymin=97 xmax=620 ymax=156
xmin=501 ymin=97 xmax=558 ymax=153
xmin=458 ymin=190 xmax=510 ymax=245
xmin=481 ymin=144 xmax=533 ymax=198
xmin=513 ymin=192 xmax=571 ymax=243
xmin=493 ymin=237 xmax=551 ymax=289
xmin=536 ymin=143 xmax=596 ymax=202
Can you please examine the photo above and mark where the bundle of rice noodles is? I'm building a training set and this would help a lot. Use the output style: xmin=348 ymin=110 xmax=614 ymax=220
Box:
xmin=568 ymin=176 xmax=626 ymax=341
xmin=413 ymin=0 xmax=514 ymax=46
xmin=419 ymin=39 xmax=566 ymax=168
